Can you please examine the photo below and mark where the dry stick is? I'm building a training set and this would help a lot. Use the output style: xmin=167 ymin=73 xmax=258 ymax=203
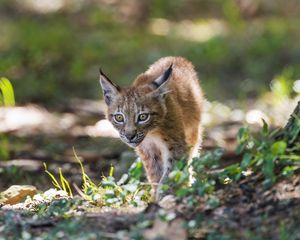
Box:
xmin=73 ymin=183 xmax=89 ymax=200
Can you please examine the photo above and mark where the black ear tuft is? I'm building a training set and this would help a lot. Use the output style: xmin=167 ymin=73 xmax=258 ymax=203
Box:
xmin=99 ymin=68 xmax=108 ymax=78
xmin=149 ymin=64 xmax=173 ymax=101
xmin=152 ymin=64 xmax=173 ymax=89
xmin=163 ymin=64 xmax=173 ymax=81
xmin=99 ymin=69 xmax=120 ymax=105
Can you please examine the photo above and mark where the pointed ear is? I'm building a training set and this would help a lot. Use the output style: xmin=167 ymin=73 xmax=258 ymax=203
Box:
xmin=99 ymin=69 xmax=120 ymax=105
xmin=151 ymin=64 xmax=172 ymax=99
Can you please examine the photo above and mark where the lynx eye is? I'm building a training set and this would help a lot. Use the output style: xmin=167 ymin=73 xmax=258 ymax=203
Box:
xmin=114 ymin=114 xmax=124 ymax=123
xmin=138 ymin=113 xmax=150 ymax=123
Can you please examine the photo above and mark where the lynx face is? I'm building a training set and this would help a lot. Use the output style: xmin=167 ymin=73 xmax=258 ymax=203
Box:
xmin=99 ymin=66 xmax=172 ymax=148
xmin=106 ymin=92 xmax=164 ymax=147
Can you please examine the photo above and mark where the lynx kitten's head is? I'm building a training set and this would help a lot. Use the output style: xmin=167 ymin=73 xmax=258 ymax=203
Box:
xmin=99 ymin=66 xmax=172 ymax=148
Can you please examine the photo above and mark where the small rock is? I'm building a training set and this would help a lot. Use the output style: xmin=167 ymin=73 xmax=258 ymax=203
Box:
xmin=43 ymin=188 xmax=69 ymax=200
xmin=0 ymin=185 xmax=37 ymax=205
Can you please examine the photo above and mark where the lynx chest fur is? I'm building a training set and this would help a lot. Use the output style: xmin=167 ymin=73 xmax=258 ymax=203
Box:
xmin=99 ymin=56 xmax=203 ymax=198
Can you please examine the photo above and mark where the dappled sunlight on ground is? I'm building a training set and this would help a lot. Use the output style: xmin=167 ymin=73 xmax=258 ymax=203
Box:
xmin=274 ymin=176 xmax=300 ymax=201
xmin=245 ymin=109 xmax=270 ymax=126
xmin=0 ymin=105 xmax=80 ymax=135
xmin=0 ymin=159 xmax=42 ymax=172
xmin=204 ymin=97 xmax=299 ymax=128
xmin=293 ymin=80 xmax=300 ymax=93
xmin=85 ymin=119 xmax=119 ymax=138
xmin=21 ymin=0 xmax=64 ymax=13
xmin=149 ymin=18 xmax=227 ymax=42
xmin=0 ymin=97 xmax=298 ymax=144
xmin=15 ymin=0 xmax=80 ymax=13
xmin=0 ymin=105 xmax=58 ymax=133
xmin=200 ymin=97 xmax=299 ymax=150
xmin=0 ymin=102 xmax=119 ymax=138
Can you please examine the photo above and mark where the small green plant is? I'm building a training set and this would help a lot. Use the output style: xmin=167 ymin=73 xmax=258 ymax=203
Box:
xmin=81 ymin=159 xmax=149 ymax=207
xmin=36 ymin=197 xmax=83 ymax=218
xmin=76 ymin=147 xmax=150 ymax=207
xmin=161 ymin=116 xmax=300 ymax=211
xmin=44 ymin=163 xmax=73 ymax=197
xmin=159 ymin=148 xmax=225 ymax=210
xmin=73 ymin=147 xmax=150 ymax=206
xmin=233 ymin=119 xmax=300 ymax=188
xmin=44 ymin=147 xmax=149 ymax=207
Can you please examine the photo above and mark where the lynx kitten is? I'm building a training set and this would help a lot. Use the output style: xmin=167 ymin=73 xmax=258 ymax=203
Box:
xmin=99 ymin=56 xmax=203 ymax=199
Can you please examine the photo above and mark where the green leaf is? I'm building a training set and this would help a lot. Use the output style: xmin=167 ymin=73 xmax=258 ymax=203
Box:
xmin=161 ymin=184 xmax=169 ymax=192
xmin=175 ymin=160 xmax=185 ymax=170
xmin=106 ymin=197 xmax=119 ymax=205
xmin=169 ymin=170 xmax=182 ymax=183
xmin=238 ymin=127 xmax=249 ymax=142
xmin=175 ymin=188 xmax=189 ymax=197
xmin=236 ymin=142 xmax=246 ymax=154
xmin=128 ymin=159 xmax=143 ymax=180
xmin=262 ymin=119 xmax=269 ymax=136
xmin=271 ymin=141 xmax=287 ymax=156
xmin=262 ymin=154 xmax=275 ymax=186
xmin=224 ymin=163 xmax=240 ymax=175
xmin=105 ymin=189 xmax=115 ymax=198
xmin=117 ymin=174 xmax=128 ymax=185
xmin=282 ymin=166 xmax=299 ymax=177
xmin=207 ymin=196 xmax=220 ymax=209
xmin=123 ymin=183 xmax=138 ymax=193
xmin=241 ymin=153 xmax=252 ymax=170
xmin=0 ymin=78 xmax=15 ymax=106
xmin=102 ymin=178 xmax=116 ymax=188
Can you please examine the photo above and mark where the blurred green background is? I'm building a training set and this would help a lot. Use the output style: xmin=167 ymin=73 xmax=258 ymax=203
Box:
xmin=1 ymin=0 xmax=300 ymax=106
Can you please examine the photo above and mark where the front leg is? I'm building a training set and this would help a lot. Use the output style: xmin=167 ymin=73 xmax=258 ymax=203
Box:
xmin=136 ymin=146 xmax=164 ymax=198
xmin=156 ymin=140 xmax=189 ymax=200
xmin=156 ymin=158 xmax=173 ymax=201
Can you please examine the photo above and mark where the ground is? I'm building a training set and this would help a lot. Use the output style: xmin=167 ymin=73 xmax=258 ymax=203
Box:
xmin=1 ymin=98 xmax=300 ymax=239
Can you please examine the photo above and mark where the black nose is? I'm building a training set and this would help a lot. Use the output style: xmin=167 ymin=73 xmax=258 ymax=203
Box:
xmin=125 ymin=132 xmax=136 ymax=141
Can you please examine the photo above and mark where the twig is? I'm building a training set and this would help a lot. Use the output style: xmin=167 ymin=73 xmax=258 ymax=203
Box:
xmin=73 ymin=183 xmax=89 ymax=200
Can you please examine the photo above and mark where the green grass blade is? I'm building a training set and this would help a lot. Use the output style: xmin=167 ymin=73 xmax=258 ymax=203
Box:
xmin=44 ymin=163 xmax=62 ymax=190
xmin=0 ymin=78 xmax=15 ymax=106
xmin=109 ymin=165 xmax=114 ymax=177
xmin=59 ymin=168 xmax=67 ymax=193
xmin=59 ymin=169 xmax=73 ymax=197
xmin=73 ymin=147 xmax=88 ymax=193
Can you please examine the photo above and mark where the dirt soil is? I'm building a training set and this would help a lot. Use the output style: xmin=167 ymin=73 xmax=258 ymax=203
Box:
xmin=1 ymin=101 xmax=300 ymax=239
